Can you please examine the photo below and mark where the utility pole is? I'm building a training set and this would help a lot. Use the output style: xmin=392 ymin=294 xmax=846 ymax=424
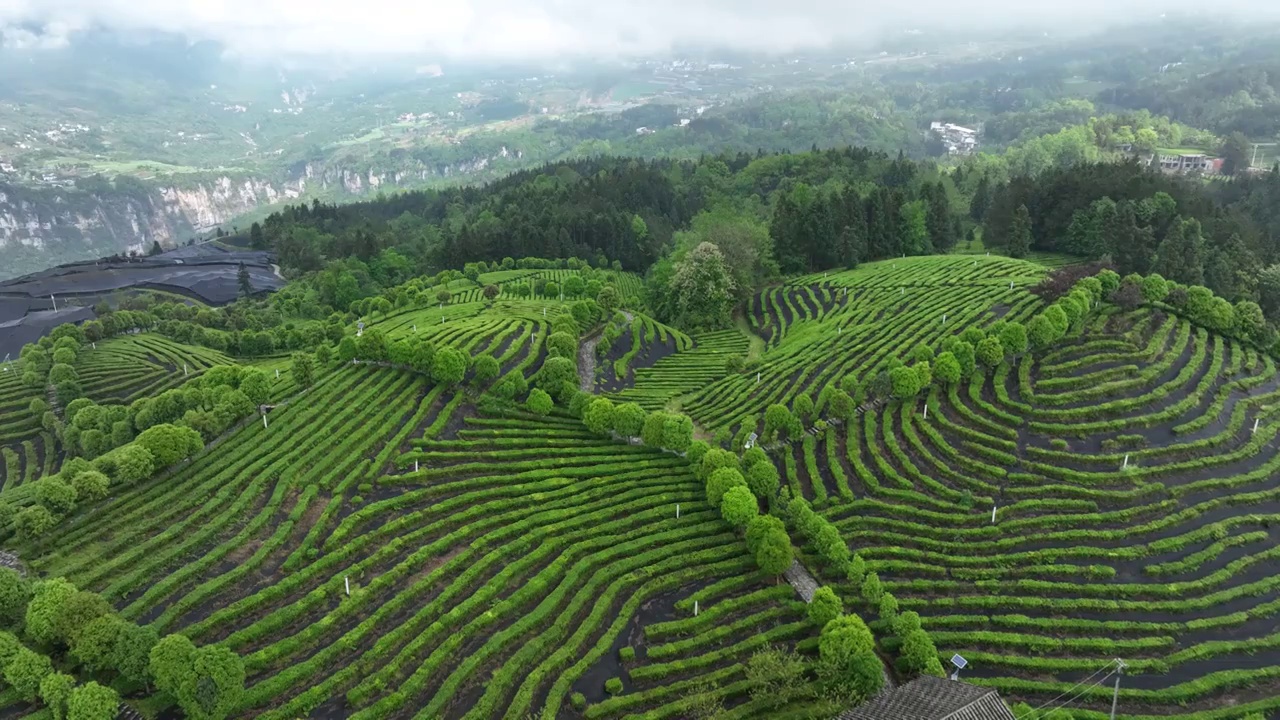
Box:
xmin=1110 ymin=659 xmax=1128 ymax=720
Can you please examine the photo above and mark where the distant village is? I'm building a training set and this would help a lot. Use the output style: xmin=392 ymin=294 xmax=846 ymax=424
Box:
xmin=929 ymin=121 xmax=980 ymax=155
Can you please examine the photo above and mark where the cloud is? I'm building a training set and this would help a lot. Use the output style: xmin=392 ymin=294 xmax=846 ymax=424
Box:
xmin=0 ymin=0 xmax=1277 ymax=62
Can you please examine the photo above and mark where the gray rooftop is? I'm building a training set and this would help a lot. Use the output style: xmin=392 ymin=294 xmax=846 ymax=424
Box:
xmin=835 ymin=676 xmax=1017 ymax=720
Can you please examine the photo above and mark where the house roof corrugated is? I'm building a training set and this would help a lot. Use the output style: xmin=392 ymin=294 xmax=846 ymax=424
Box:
xmin=834 ymin=676 xmax=1017 ymax=720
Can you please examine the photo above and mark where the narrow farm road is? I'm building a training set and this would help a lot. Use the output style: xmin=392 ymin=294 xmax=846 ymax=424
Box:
xmin=786 ymin=558 xmax=897 ymax=695
xmin=578 ymin=310 xmax=634 ymax=392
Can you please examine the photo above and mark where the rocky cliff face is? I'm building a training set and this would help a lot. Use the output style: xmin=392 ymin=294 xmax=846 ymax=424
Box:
xmin=0 ymin=151 xmax=520 ymax=280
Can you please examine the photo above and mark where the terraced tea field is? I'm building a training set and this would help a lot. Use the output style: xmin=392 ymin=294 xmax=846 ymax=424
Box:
xmin=3 ymin=253 xmax=1277 ymax=720
xmin=691 ymin=257 xmax=1280 ymax=718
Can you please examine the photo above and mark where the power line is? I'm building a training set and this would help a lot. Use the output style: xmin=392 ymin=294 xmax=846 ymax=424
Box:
xmin=1029 ymin=670 xmax=1118 ymax=720
xmin=1015 ymin=660 xmax=1122 ymax=720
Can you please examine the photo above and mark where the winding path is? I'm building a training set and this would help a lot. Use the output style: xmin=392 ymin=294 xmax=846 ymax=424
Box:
xmin=578 ymin=311 xmax=633 ymax=392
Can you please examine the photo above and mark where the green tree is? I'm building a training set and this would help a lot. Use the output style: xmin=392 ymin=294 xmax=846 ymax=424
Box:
xmin=525 ymin=388 xmax=553 ymax=415
xmin=70 ymin=615 xmax=123 ymax=672
xmin=1141 ymin=274 xmax=1170 ymax=303
xmin=470 ymin=355 xmax=500 ymax=386
xmin=482 ymin=284 xmax=500 ymax=301
xmin=754 ymin=526 xmax=793 ymax=577
xmin=336 ymin=336 xmax=358 ymax=364
xmin=1257 ymin=264 xmax=1280 ymax=318
xmin=1235 ymin=301 xmax=1266 ymax=342
xmin=237 ymin=264 xmax=253 ymax=298
xmin=808 ymin=587 xmax=844 ymax=627
xmin=612 ymin=403 xmax=647 ymax=440
xmin=16 ymin=505 xmax=57 ymax=539
xmin=135 ymin=424 xmax=203 ymax=468
xmin=5 ymin=646 xmax=53 ymax=702
xmin=67 ymin=681 xmax=119 ymax=720
xmin=105 ymin=444 xmax=156 ymax=484
xmin=895 ymin=612 xmax=946 ymax=678
xmin=239 ymin=369 xmax=271 ymax=405
xmin=670 ymin=242 xmax=737 ymax=330
xmin=933 ymin=351 xmax=961 ymax=385
xmin=719 ymin=485 xmax=759 ymax=529
xmin=746 ymin=461 xmax=780 ymax=500
xmin=40 ymin=672 xmax=76 ymax=720
xmin=951 ymin=340 xmax=976 ymax=376
xmin=975 ymin=336 xmax=1005 ymax=371
xmin=1220 ymin=132 xmax=1252 ymax=176
xmin=68 ymin=468 xmax=106 ymax=502
xmin=36 ymin=477 xmax=77 ymax=515
xmin=178 ymin=645 xmax=245 ymax=720
xmin=597 ymin=286 xmax=621 ymax=315
xmin=583 ymin=399 xmax=616 ymax=435
xmin=744 ymin=646 xmax=806 ymax=709
xmin=113 ymin=622 xmax=159 ymax=685
xmin=1152 ymin=219 xmax=1205 ymax=287
xmin=861 ymin=572 xmax=884 ymax=605
xmin=1027 ymin=314 xmax=1059 ymax=350
xmin=150 ymin=634 xmax=197 ymax=702
xmin=0 ymin=569 xmax=29 ymax=626
xmin=698 ymin=449 xmax=741 ymax=482
xmin=763 ymin=404 xmax=795 ymax=441
xmin=826 ymin=388 xmax=855 ymax=419
xmin=661 ymin=414 xmax=694 ymax=453
xmin=998 ymin=322 xmax=1028 ymax=357
xmin=290 ymin=352 xmax=316 ymax=388
xmin=430 ymin=347 xmax=469 ymax=386
xmin=705 ymin=468 xmax=748 ymax=508
xmin=537 ymin=356 xmax=577 ymax=400
xmin=879 ymin=592 xmax=900 ymax=623
xmin=817 ymin=614 xmax=884 ymax=702
xmin=249 ymin=222 xmax=265 ymax=250
xmin=889 ymin=365 xmax=920 ymax=400
xmin=546 ymin=332 xmax=577 ymax=359
xmin=1007 ymin=204 xmax=1032 ymax=259
xmin=563 ymin=275 xmax=586 ymax=298
xmin=898 ymin=200 xmax=930 ymax=256
xmin=793 ymin=394 xmax=814 ymax=423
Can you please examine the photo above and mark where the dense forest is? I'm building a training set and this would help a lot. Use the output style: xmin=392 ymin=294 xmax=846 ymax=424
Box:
xmin=979 ymin=161 xmax=1280 ymax=307
xmin=255 ymin=148 xmax=960 ymax=330
xmin=252 ymin=143 xmax=1280 ymax=339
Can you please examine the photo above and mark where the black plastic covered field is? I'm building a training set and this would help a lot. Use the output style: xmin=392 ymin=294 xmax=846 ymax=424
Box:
xmin=0 ymin=243 xmax=283 ymax=358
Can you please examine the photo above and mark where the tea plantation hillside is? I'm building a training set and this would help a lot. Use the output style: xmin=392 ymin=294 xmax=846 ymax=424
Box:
xmin=0 ymin=255 xmax=1277 ymax=720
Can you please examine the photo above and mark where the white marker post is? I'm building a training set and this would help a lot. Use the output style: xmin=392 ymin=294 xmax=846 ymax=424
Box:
xmin=1122 ymin=453 xmax=1129 ymax=470
xmin=275 ymin=369 xmax=280 ymax=379
xmin=694 ymin=600 xmax=699 ymax=616
xmin=756 ymin=371 xmax=761 ymax=384
xmin=413 ymin=324 xmax=417 ymax=333
xmin=345 ymin=576 xmax=350 ymax=596
xmin=923 ymin=404 xmax=928 ymax=419
xmin=991 ymin=505 xmax=997 ymax=523
xmin=183 ymin=363 xmax=188 ymax=376
xmin=676 ymin=503 xmax=680 ymax=519
xmin=1010 ymin=281 xmax=1015 ymax=290
xmin=415 ymin=460 xmax=419 ymax=472
xmin=942 ymin=314 xmax=946 ymax=325
xmin=91 ymin=342 xmax=96 ymax=350
xmin=50 ymin=295 xmax=57 ymax=312
xmin=262 ymin=414 xmax=268 ymax=429
xmin=1253 ymin=418 xmax=1260 ymax=434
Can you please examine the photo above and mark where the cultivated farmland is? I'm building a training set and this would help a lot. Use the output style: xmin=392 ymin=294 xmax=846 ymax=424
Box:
xmin=0 ymin=255 xmax=1277 ymax=719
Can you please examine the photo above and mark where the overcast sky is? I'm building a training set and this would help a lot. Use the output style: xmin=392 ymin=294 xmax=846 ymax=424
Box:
xmin=1 ymin=0 xmax=1277 ymax=62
